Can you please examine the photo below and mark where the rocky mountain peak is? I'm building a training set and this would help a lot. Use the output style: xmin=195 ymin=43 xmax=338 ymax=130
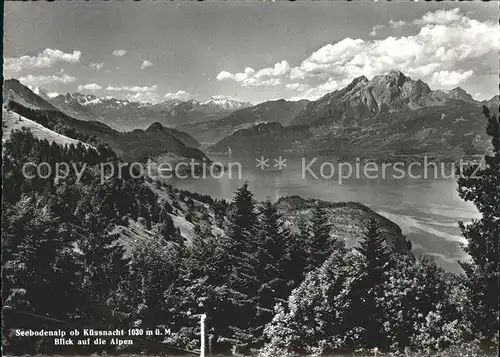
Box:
xmin=291 ymin=70 xmax=450 ymax=126
xmin=3 ymin=79 xmax=58 ymax=110
xmin=446 ymin=87 xmax=475 ymax=103
xmin=387 ymin=69 xmax=409 ymax=85
xmin=370 ymin=70 xmax=410 ymax=89
xmin=353 ymin=75 xmax=369 ymax=85
xmin=32 ymin=86 xmax=56 ymax=102
xmin=60 ymin=92 xmax=100 ymax=106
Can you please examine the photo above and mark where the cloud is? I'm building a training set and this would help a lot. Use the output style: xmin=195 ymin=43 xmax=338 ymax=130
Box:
xmin=106 ymin=84 xmax=161 ymax=103
xmin=243 ymin=78 xmax=282 ymax=88
xmin=414 ymin=8 xmax=462 ymax=25
xmin=254 ymin=60 xmax=291 ymax=79
xmin=125 ymin=91 xmax=160 ymax=103
xmin=290 ymin=67 xmax=306 ymax=80
xmin=369 ymin=25 xmax=384 ymax=37
xmin=286 ymin=9 xmax=496 ymax=93
xmin=430 ymin=70 xmax=474 ymax=88
xmin=4 ymin=49 xmax=81 ymax=72
xmin=164 ymin=90 xmax=193 ymax=101
xmin=77 ymin=83 xmax=102 ymax=92
xmin=112 ymin=49 xmax=127 ymax=57
xmin=295 ymin=78 xmax=353 ymax=101
xmin=216 ymin=71 xmax=235 ymax=81
xmin=90 ymin=62 xmax=104 ymax=71
xmin=216 ymin=61 xmax=289 ymax=88
xmin=388 ymin=19 xmax=406 ymax=28
xmin=47 ymin=92 xmax=59 ymax=98
xmin=141 ymin=60 xmax=153 ymax=70
xmin=106 ymin=85 xmax=158 ymax=92
xmin=19 ymin=74 xmax=77 ymax=86
xmin=215 ymin=9 xmax=496 ymax=100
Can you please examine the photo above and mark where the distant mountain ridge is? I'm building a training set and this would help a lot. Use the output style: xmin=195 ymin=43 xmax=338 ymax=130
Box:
xmin=3 ymin=79 xmax=59 ymax=111
xmin=290 ymin=70 xmax=482 ymax=127
xmin=32 ymin=86 xmax=57 ymax=103
xmin=200 ymin=95 xmax=253 ymax=111
xmin=210 ymin=70 xmax=496 ymax=159
xmin=3 ymin=79 xmax=206 ymax=162
xmin=37 ymin=90 xmax=253 ymax=130
xmin=445 ymin=87 xmax=476 ymax=104
xmin=7 ymin=71 xmax=497 ymax=161
xmin=207 ymin=122 xmax=312 ymax=156
xmin=177 ymin=99 xmax=310 ymax=146
xmin=50 ymin=93 xmax=102 ymax=122
xmin=161 ymin=96 xmax=253 ymax=126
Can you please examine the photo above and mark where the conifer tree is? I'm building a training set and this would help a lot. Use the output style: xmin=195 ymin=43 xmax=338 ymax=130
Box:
xmin=77 ymin=210 xmax=130 ymax=325
xmin=252 ymin=199 xmax=290 ymax=344
xmin=457 ymin=107 xmax=499 ymax=342
xmin=283 ymin=216 xmax=309 ymax=286
xmin=357 ymin=217 xmax=394 ymax=349
xmin=222 ymin=182 xmax=258 ymax=263
xmin=173 ymin=226 xmax=227 ymax=352
xmin=219 ymin=182 xmax=260 ymax=349
xmin=308 ymin=203 xmax=332 ymax=270
xmin=128 ymin=237 xmax=181 ymax=335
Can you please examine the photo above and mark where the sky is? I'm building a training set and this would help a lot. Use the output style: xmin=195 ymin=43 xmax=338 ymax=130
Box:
xmin=3 ymin=1 xmax=499 ymax=104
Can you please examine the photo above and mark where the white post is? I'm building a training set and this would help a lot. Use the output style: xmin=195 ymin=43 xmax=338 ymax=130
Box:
xmin=200 ymin=314 xmax=207 ymax=357
xmin=208 ymin=334 xmax=213 ymax=356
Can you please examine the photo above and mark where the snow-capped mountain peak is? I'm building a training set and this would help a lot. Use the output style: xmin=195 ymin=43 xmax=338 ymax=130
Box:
xmin=32 ymin=86 xmax=59 ymax=101
xmin=62 ymin=92 xmax=101 ymax=106
xmin=201 ymin=95 xmax=252 ymax=111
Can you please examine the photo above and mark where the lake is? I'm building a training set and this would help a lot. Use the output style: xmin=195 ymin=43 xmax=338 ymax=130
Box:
xmin=165 ymin=156 xmax=480 ymax=273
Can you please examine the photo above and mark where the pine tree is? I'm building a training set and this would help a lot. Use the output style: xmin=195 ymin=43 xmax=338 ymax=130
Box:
xmin=308 ymin=203 xmax=332 ymax=270
xmin=457 ymin=107 xmax=499 ymax=342
xmin=174 ymin=227 xmax=227 ymax=351
xmin=78 ymin=211 xmax=130 ymax=326
xmin=222 ymin=182 xmax=258 ymax=264
xmin=219 ymin=182 xmax=260 ymax=349
xmin=129 ymin=237 xmax=181 ymax=335
xmin=283 ymin=216 xmax=309 ymax=287
xmin=252 ymin=199 xmax=290 ymax=344
xmin=186 ymin=225 xmax=225 ymax=285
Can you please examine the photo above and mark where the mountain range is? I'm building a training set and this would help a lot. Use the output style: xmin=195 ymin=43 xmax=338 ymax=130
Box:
xmin=4 ymin=70 xmax=499 ymax=161
xmin=208 ymin=122 xmax=312 ymax=156
xmin=209 ymin=70 xmax=498 ymax=159
xmin=177 ymin=98 xmax=310 ymax=147
xmin=290 ymin=70 xmax=494 ymax=127
xmin=38 ymin=90 xmax=253 ymax=131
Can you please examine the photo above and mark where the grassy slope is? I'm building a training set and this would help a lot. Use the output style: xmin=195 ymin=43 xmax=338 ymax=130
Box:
xmin=2 ymin=109 xmax=92 ymax=149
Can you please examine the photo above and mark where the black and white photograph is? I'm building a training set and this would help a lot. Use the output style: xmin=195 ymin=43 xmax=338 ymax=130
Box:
xmin=2 ymin=1 xmax=499 ymax=356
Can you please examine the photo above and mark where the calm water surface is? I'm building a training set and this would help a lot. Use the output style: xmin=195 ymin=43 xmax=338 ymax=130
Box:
xmin=167 ymin=156 xmax=479 ymax=272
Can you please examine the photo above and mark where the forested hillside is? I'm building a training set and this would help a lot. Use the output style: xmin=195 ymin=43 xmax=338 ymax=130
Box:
xmin=1 ymin=109 xmax=498 ymax=356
